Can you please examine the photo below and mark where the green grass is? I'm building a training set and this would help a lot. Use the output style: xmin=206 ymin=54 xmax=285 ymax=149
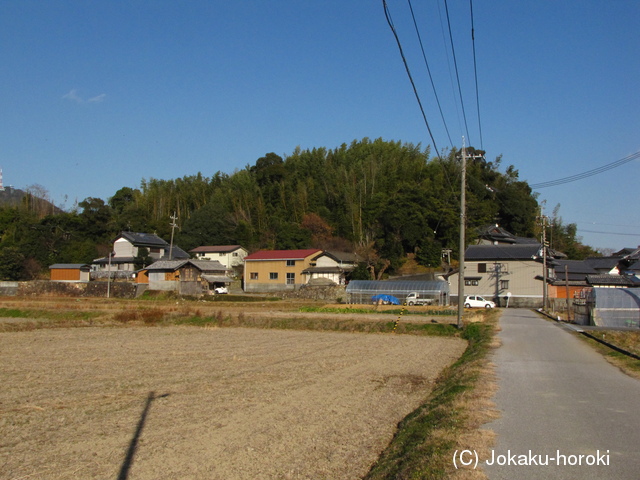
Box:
xmin=0 ymin=307 xmax=99 ymax=321
xmin=364 ymin=320 xmax=495 ymax=479
xmin=299 ymin=306 xmax=457 ymax=316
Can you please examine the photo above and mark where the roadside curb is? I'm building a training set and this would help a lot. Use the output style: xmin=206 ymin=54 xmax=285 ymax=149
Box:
xmin=536 ymin=309 xmax=640 ymax=361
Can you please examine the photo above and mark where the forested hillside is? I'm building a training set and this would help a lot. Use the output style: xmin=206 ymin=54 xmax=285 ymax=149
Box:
xmin=0 ymin=138 xmax=595 ymax=280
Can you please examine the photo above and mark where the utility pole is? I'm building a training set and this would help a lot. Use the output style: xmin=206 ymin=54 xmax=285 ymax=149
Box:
xmin=169 ymin=212 xmax=178 ymax=260
xmin=537 ymin=213 xmax=549 ymax=311
xmin=457 ymin=140 xmax=485 ymax=328
xmin=457 ymin=140 xmax=468 ymax=329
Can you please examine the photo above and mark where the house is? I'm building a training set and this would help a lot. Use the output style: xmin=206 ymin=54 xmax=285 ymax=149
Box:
xmin=301 ymin=250 xmax=360 ymax=286
xmin=93 ymin=232 xmax=189 ymax=272
xmin=189 ymin=245 xmax=248 ymax=275
xmin=49 ymin=264 xmax=91 ymax=282
xmin=145 ymin=259 xmax=231 ymax=295
xmin=475 ymin=224 xmax=540 ymax=246
xmin=243 ymin=249 xmax=322 ymax=293
xmin=447 ymin=243 xmax=564 ymax=308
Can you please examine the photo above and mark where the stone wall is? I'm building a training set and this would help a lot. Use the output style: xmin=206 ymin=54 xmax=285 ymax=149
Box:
xmin=14 ymin=280 xmax=142 ymax=299
xmin=282 ymin=285 xmax=347 ymax=302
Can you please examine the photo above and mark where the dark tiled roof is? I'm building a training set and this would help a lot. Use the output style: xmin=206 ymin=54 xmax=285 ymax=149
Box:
xmin=465 ymin=244 xmax=542 ymax=261
xmin=312 ymin=250 xmax=361 ymax=263
xmin=49 ymin=263 xmax=90 ymax=270
xmin=245 ymin=249 xmax=322 ymax=260
xmin=586 ymin=274 xmax=640 ymax=287
xmin=117 ymin=232 xmax=168 ymax=248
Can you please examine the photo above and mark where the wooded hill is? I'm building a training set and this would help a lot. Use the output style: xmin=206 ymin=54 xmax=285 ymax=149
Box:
xmin=0 ymin=138 xmax=597 ymax=280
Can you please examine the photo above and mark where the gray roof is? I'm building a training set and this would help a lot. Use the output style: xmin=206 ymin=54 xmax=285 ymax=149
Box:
xmin=312 ymin=250 xmax=361 ymax=264
xmin=465 ymin=244 xmax=542 ymax=261
xmin=49 ymin=263 xmax=90 ymax=270
xmin=189 ymin=259 xmax=229 ymax=272
xmin=117 ymin=232 xmax=169 ymax=248
xmin=146 ymin=259 xmax=228 ymax=273
xmin=586 ymin=274 xmax=640 ymax=287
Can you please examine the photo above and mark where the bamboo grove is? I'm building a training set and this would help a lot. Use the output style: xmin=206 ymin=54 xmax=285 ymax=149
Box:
xmin=0 ymin=138 xmax=595 ymax=280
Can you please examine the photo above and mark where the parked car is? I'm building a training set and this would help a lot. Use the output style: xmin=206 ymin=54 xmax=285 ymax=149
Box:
xmin=464 ymin=295 xmax=495 ymax=309
xmin=214 ymin=286 xmax=228 ymax=294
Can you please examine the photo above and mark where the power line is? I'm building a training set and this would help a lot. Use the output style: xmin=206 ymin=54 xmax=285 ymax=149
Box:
xmin=382 ymin=0 xmax=444 ymax=161
xmin=469 ymin=0 xmax=483 ymax=150
xmin=443 ymin=0 xmax=471 ymax=143
xmin=530 ymin=150 xmax=640 ymax=189
xmin=578 ymin=229 xmax=640 ymax=237
xmin=406 ymin=0 xmax=454 ymax=148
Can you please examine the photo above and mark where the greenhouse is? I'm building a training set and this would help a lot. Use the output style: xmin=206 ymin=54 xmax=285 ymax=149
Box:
xmin=345 ymin=280 xmax=450 ymax=306
xmin=587 ymin=288 xmax=640 ymax=328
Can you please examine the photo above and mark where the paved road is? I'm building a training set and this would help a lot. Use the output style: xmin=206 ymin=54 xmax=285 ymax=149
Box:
xmin=483 ymin=309 xmax=640 ymax=479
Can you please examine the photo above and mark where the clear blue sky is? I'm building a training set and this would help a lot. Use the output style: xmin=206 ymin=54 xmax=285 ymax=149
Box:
xmin=1 ymin=1 xmax=638 ymax=252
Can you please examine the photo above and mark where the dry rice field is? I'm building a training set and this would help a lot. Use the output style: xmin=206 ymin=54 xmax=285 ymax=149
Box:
xmin=0 ymin=324 xmax=465 ymax=480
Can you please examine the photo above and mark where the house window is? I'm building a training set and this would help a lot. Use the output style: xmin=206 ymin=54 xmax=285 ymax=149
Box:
xmin=286 ymin=260 xmax=296 ymax=267
xmin=465 ymin=279 xmax=479 ymax=286
xmin=233 ymin=252 xmax=238 ymax=257
xmin=478 ymin=263 xmax=487 ymax=273
xmin=286 ymin=273 xmax=295 ymax=285
xmin=250 ymin=272 xmax=258 ymax=280
xmin=270 ymin=272 xmax=279 ymax=280
xmin=500 ymin=280 xmax=509 ymax=290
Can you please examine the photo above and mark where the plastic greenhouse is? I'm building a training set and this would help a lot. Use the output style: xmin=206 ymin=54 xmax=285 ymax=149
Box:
xmin=587 ymin=288 xmax=640 ymax=328
xmin=345 ymin=280 xmax=450 ymax=305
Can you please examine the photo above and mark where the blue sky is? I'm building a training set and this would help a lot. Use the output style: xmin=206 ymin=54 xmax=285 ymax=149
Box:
xmin=1 ymin=1 xmax=638 ymax=251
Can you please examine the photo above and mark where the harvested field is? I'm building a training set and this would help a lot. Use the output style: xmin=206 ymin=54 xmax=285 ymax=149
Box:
xmin=0 ymin=325 xmax=466 ymax=480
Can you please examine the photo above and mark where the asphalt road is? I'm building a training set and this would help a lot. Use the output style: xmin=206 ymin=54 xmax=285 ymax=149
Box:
xmin=482 ymin=309 xmax=640 ymax=479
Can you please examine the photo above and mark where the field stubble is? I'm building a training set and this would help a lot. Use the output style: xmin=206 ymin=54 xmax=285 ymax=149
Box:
xmin=0 ymin=306 xmax=466 ymax=479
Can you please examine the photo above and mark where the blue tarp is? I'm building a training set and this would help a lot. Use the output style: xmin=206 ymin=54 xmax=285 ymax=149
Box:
xmin=371 ymin=294 xmax=401 ymax=305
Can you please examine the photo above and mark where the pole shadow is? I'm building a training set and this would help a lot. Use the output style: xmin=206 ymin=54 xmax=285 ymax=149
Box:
xmin=117 ymin=391 xmax=170 ymax=480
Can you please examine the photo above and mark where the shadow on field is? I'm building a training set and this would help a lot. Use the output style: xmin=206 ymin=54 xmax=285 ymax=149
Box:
xmin=117 ymin=391 xmax=170 ymax=480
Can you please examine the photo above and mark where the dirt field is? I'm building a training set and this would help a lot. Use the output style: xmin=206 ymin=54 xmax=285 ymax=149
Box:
xmin=0 ymin=325 xmax=465 ymax=480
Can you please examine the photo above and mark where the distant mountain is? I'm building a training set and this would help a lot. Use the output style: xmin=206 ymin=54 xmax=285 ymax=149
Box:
xmin=0 ymin=187 xmax=62 ymax=215
xmin=0 ymin=187 xmax=28 ymax=206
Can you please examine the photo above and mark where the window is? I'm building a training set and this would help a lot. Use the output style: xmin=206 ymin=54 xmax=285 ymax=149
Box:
xmin=286 ymin=273 xmax=295 ymax=285
xmin=250 ymin=272 xmax=258 ymax=280
xmin=270 ymin=272 xmax=279 ymax=280
xmin=233 ymin=252 xmax=238 ymax=257
xmin=219 ymin=253 xmax=225 ymax=257
xmin=477 ymin=263 xmax=487 ymax=273
xmin=286 ymin=260 xmax=296 ymax=267
xmin=500 ymin=280 xmax=509 ymax=290
xmin=465 ymin=279 xmax=479 ymax=286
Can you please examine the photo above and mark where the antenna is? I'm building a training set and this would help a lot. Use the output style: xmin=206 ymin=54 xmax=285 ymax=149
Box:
xmin=0 ymin=169 xmax=4 ymax=191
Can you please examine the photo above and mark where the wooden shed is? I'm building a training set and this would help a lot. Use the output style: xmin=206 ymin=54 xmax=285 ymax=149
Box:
xmin=49 ymin=264 xmax=91 ymax=282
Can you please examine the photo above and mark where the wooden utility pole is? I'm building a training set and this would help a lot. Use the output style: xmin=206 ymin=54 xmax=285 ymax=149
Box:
xmin=457 ymin=141 xmax=467 ymax=329
xmin=169 ymin=212 xmax=178 ymax=260
xmin=537 ymin=213 xmax=549 ymax=311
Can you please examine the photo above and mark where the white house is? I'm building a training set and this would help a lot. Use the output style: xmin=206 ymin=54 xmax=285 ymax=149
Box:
xmin=93 ymin=232 xmax=189 ymax=272
xmin=189 ymin=245 xmax=247 ymax=275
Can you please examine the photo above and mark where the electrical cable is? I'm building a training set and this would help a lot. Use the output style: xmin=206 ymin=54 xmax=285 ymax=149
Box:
xmin=469 ymin=0 xmax=483 ymax=150
xmin=382 ymin=0 xmax=444 ymax=162
xmin=530 ymin=150 xmax=640 ymax=189
xmin=443 ymin=0 xmax=471 ymax=144
xmin=406 ymin=0 xmax=454 ymax=148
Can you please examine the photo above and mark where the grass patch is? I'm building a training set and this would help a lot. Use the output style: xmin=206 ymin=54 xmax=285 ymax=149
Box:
xmin=578 ymin=330 xmax=640 ymax=379
xmin=0 ymin=307 xmax=100 ymax=322
xmin=300 ymin=306 xmax=457 ymax=316
xmin=364 ymin=313 xmax=498 ymax=480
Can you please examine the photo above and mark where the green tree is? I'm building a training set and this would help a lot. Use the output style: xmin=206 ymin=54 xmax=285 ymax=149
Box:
xmin=0 ymin=247 xmax=26 ymax=280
